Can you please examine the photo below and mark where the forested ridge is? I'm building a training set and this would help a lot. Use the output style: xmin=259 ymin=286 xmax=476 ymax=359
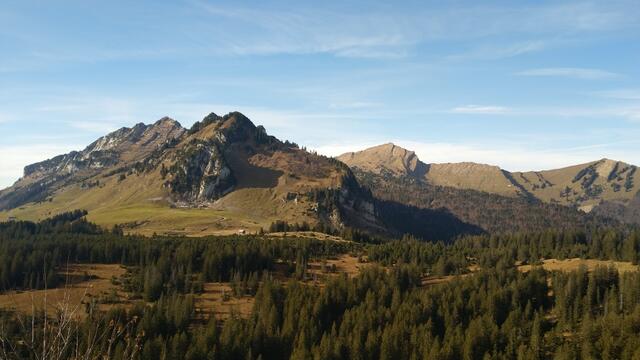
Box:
xmin=352 ymin=169 xmax=618 ymax=234
xmin=0 ymin=214 xmax=640 ymax=359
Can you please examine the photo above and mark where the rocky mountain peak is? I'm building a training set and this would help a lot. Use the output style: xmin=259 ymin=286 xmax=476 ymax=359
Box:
xmin=337 ymin=143 xmax=425 ymax=178
xmin=154 ymin=116 xmax=182 ymax=129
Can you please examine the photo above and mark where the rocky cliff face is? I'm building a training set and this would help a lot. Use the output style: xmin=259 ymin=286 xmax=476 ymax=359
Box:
xmin=0 ymin=112 xmax=405 ymax=237
xmin=163 ymin=113 xmax=255 ymax=205
xmin=26 ymin=118 xmax=185 ymax=178
xmin=0 ymin=117 xmax=186 ymax=210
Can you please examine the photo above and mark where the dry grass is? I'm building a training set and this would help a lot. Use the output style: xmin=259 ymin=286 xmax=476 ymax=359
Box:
xmin=268 ymin=231 xmax=349 ymax=242
xmin=518 ymin=258 xmax=640 ymax=274
xmin=0 ymin=264 xmax=127 ymax=318
xmin=193 ymin=255 xmax=367 ymax=320
xmin=421 ymin=275 xmax=459 ymax=286
xmin=307 ymin=254 xmax=370 ymax=279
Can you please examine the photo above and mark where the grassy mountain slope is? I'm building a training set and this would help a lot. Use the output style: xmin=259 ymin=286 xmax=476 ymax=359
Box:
xmin=514 ymin=159 xmax=638 ymax=211
xmin=0 ymin=113 xmax=361 ymax=235
xmin=337 ymin=144 xmax=520 ymax=197
xmin=0 ymin=113 xmax=484 ymax=241
xmin=338 ymin=143 xmax=635 ymax=227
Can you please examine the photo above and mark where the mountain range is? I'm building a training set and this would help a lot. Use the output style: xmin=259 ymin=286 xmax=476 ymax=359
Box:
xmin=0 ymin=112 xmax=637 ymax=240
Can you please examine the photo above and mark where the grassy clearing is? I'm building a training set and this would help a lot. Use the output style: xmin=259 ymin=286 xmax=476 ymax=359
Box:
xmin=0 ymin=264 xmax=127 ymax=318
xmin=307 ymin=254 xmax=370 ymax=278
xmin=268 ymin=231 xmax=348 ymax=242
xmin=518 ymin=258 xmax=640 ymax=274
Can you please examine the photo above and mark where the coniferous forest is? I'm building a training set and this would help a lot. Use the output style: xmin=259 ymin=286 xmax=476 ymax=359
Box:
xmin=0 ymin=213 xmax=639 ymax=359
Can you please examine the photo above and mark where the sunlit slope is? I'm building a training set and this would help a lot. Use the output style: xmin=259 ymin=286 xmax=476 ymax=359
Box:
xmin=338 ymin=144 xmax=639 ymax=223
xmin=0 ymin=112 xmax=361 ymax=236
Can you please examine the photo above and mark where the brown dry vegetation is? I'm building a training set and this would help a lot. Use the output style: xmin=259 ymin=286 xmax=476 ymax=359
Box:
xmin=518 ymin=258 xmax=640 ymax=274
xmin=307 ymin=254 xmax=369 ymax=278
xmin=267 ymin=231 xmax=348 ymax=242
xmin=0 ymin=264 xmax=127 ymax=318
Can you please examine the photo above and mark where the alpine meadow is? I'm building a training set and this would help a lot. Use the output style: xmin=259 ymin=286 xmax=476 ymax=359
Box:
xmin=1 ymin=1 xmax=639 ymax=359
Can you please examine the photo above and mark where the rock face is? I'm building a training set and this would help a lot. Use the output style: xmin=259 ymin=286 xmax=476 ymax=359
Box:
xmin=338 ymin=143 xmax=639 ymax=224
xmin=0 ymin=112 xmax=414 ymax=238
xmin=0 ymin=118 xmax=186 ymax=210
xmin=24 ymin=117 xmax=185 ymax=179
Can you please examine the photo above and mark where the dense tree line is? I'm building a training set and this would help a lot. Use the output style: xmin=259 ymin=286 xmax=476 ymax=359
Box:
xmin=0 ymin=213 xmax=359 ymax=299
xmin=8 ymin=263 xmax=640 ymax=359
xmin=2 ymin=213 xmax=640 ymax=358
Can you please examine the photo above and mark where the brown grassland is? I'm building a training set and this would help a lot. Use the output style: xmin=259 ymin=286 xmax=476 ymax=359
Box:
xmin=518 ymin=258 xmax=640 ymax=274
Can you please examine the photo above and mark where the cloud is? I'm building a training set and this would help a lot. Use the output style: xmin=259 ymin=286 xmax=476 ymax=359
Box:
xmin=34 ymin=96 xmax=145 ymax=134
xmin=68 ymin=121 xmax=123 ymax=134
xmin=517 ymin=67 xmax=620 ymax=79
xmin=448 ymin=40 xmax=547 ymax=61
xmin=596 ymin=89 xmax=640 ymax=100
xmin=445 ymin=104 xmax=640 ymax=122
xmin=0 ymin=113 xmax=11 ymax=123
xmin=194 ymin=1 xmax=640 ymax=60
xmin=450 ymin=105 xmax=510 ymax=115
xmin=617 ymin=108 xmax=640 ymax=122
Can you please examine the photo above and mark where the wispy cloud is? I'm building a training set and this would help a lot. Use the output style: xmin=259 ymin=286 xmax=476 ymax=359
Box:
xmin=448 ymin=40 xmax=547 ymax=61
xmin=596 ymin=89 xmax=640 ymax=100
xmin=196 ymin=3 xmax=416 ymax=59
xmin=517 ymin=67 xmax=620 ymax=79
xmin=194 ymin=1 xmax=640 ymax=60
xmin=68 ymin=121 xmax=122 ymax=134
xmin=450 ymin=105 xmax=510 ymax=115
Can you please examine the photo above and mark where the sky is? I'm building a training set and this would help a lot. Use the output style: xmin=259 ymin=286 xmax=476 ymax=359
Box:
xmin=1 ymin=0 xmax=639 ymax=189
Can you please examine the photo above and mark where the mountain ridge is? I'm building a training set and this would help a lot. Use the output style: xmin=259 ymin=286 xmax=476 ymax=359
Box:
xmin=0 ymin=113 xmax=482 ymax=241
xmin=337 ymin=143 xmax=639 ymax=224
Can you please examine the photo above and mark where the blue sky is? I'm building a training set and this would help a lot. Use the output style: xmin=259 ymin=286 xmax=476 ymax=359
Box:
xmin=1 ymin=0 xmax=639 ymax=189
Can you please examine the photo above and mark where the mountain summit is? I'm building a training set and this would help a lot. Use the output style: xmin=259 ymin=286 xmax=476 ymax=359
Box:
xmin=338 ymin=144 xmax=518 ymax=197
xmin=0 ymin=112 xmax=483 ymax=240
xmin=337 ymin=143 xmax=427 ymax=178
xmin=0 ymin=112 xmax=373 ymax=235
xmin=338 ymin=143 xmax=639 ymax=225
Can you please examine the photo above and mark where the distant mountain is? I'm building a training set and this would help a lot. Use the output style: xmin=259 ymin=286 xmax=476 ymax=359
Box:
xmin=337 ymin=143 xmax=519 ymax=197
xmin=338 ymin=143 xmax=637 ymax=228
xmin=336 ymin=143 xmax=427 ymax=178
xmin=0 ymin=113 xmax=481 ymax=241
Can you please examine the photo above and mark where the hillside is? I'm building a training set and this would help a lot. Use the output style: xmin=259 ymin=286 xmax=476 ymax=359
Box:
xmin=514 ymin=159 xmax=638 ymax=212
xmin=337 ymin=144 xmax=520 ymax=197
xmin=352 ymin=169 xmax=615 ymax=234
xmin=0 ymin=113 xmax=359 ymax=235
xmin=339 ymin=143 xmax=638 ymax=226
xmin=0 ymin=113 xmax=481 ymax=241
